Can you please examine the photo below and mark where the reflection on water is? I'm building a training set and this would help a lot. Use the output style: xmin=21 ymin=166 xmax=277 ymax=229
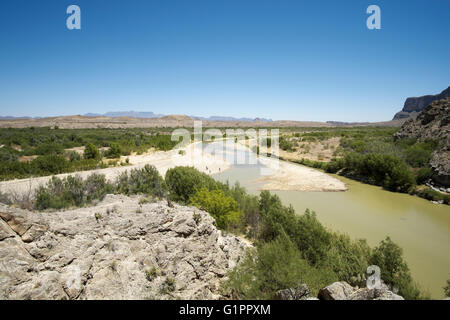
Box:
xmin=210 ymin=142 xmax=450 ymax=298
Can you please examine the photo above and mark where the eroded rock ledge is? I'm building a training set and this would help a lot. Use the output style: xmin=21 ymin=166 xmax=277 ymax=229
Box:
xmin=0 ymin=194 xmax=250 ymax=300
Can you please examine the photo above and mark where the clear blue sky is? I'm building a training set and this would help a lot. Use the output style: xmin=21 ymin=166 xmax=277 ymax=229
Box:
xmin=0 ymin=0 xmax=449 ymax=121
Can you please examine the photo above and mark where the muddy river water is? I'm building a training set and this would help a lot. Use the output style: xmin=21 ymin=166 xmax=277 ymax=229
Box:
xmin=207 ymin=142 xmax=450 ymax=298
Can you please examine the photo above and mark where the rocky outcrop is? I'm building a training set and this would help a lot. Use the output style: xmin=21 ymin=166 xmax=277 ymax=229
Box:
xmin=274 ymin=282 xmax=404 ymax=300
xmin=393 ymin=87 xmax=450 ymax=120
xmin=0 ymin=194 xmax=250 ymax=300
xmin=274 ymin=284 xmax=314 ymax=300
xmin=395 ymin=98 xmax=450 ymax=187
xmin=318 ymin=282 xmax=404 ymax=301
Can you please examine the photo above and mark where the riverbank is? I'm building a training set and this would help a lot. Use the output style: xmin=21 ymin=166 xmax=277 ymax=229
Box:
xmin=0 ymin=141 xmax=347 ymax=196
xmin=0 ymin=143 xmax=230 ymax=196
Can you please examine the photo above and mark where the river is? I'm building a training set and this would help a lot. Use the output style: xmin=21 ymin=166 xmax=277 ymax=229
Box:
xmin=206 ymin=142 xmax=450 ymax=298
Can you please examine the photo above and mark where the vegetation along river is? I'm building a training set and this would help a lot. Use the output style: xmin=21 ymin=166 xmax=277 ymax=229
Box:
xmin=208 ymin=142 xmax=450 ymax=298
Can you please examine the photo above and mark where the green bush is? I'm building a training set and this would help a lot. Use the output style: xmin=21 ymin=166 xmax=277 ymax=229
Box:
xmin=84 ymin=143 xmax=100 ymax=160
xmin=165 ymin=166 xmax=219 ymax=203
xmin=323 ymin=235 xmax=372 ymax=286
xmin=105 ymin=143 xmax=122 ymax=159
xmin=35 ymin=174 xmax=113 ymax=210
xmin=223 ymin=233 xmax=337 ymax=299
xmin=0 ymin=148 xmax=19 ymax=162
xmin=190 ymin=187 xmax=241 ymax=230
xmin=67 ymin=150 xmax=81 ymax=162
xmin=227 ymin=182 xmax=260 ymax=237
xmin=279 ymin=136 xmax=295 ymax=151
xmin=34 ymin=155 xmax=70 ymax=175
xmin=369 ymin=237 xmax=426 ymax=300
xmin=404 ymin=140 xmax=438 ymax=168
xmin=415 ymin=167 xmax=433 ymax=185
xmin=116 ymin=165 xmax=166 ymax=197
xmin=327 ymin=153 xmax=415 ymax=192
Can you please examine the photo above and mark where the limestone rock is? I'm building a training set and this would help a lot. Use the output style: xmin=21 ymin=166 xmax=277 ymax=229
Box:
xmin=318 ymin=281 xmax=404 ymax=300
xmin=318 ymin=281 xmax=354 ymax=300
xmin=274 ymin=284 xmax=310 ymax=300
xmin=0 ymin=194 xmax=251 ymax=300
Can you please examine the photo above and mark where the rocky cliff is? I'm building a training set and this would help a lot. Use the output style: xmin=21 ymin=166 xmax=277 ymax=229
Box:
xmin=394 ymin=98 xmax=450 ymax=187
xmin=0 ymin=194 xmax=250 ymax=300
xmin=393 ymin=87 xmax=450 ymax=120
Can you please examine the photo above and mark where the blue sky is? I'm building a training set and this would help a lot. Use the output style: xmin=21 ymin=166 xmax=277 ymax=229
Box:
xmin=0 ymin=0 xmax=449 ymax=121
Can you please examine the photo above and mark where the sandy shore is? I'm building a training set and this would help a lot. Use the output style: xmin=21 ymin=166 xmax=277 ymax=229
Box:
xmin=257 ymin=155 xmax=347 ymax=191
xmin=234 ymin=139 xmax=347 ymax=192
xmin=0 ymin=141 xmax=346 ymax=196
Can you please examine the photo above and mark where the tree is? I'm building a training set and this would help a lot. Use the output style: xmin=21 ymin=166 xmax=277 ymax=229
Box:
xmin=223 ymin=233 xmax=337 ymax=299
xmin=369 ymin=237 xmax=425 ymax=299
xmin=105 ymin=143 xmax=122 ymax=159
xmin=165 ymin=166 xmax=218 ymax=203
xmin=190 ymin=187 xmax=241 ymax=230
xmin=84 ymin=142 xmax=100 ymax=160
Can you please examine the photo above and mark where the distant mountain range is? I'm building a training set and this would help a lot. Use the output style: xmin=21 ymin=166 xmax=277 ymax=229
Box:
xmin=84 ymin=111 xmax=272 ymax=122
xmin=393 ymin=86 xmax=450 ymax=120
xmin=84 ymin=111 xmax=164 ymax=118
xmin=0 ymin=116 xmax=39 ymax=120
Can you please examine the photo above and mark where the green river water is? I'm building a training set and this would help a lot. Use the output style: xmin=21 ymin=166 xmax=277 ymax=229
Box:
xmin=209 ymin=145 xmax=450 ymax=298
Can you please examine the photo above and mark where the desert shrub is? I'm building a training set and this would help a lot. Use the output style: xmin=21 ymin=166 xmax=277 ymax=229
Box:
xmin=327 ymin=153 xmax=415 ymax=192
xmin=279 ymin=136 xmax=295 ymax=151
xmin=415 ymin=167 xmax=433 ymax=185
xmin=33 ymin=155 xmax=70 ymax=175
xmin=145 ymin=267 xmax=160 ymax=282
xmin=369 ymin=237 xmax=426 ymax=300
xmin=190 ymin=187 xmax=241 ymax=230
xmin=67 ymin=151 xmax=81 ymax=162
xmin=160 ymin=277 xmax=176 ymax=293
xmin=34 ymin=142 xmax=64 ymax=155
xmin=84 ymin=173 xmax=114 ymax=202
xmin=323 ymin=235 xmax=372 ymax=286
xmin=84 ymin=142 xmax=100 ymax=160
xmin=228 ymin=182 xmax=260 ymax=237
xmin=0 ymin=148 xmax=19 ymax=162
xmin=258 ymin=191 xmax=298 ymax=241
xmin=404 ymin=140 xmax=438 ymax=168
xmin=292 ymin=209 xmax=333 ymax=266
xmin=35 ymin=174 xmax=113 ymax=210
xmin=223 ymin=233 xmax=337 ymax=299
xmin=105 ymin=143 xmax=122 ymax=159
xmin=116 ymin=165 xmax=166 ymax=197
xmin=165 ymin=166 xmax=219 ymax=203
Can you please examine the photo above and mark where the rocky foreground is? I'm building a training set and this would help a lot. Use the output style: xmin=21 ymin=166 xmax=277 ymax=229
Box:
xmin=0 ymin=195 xmax=405 ymax=300
xmin=0 ymin=195 xmax=250 ymax=299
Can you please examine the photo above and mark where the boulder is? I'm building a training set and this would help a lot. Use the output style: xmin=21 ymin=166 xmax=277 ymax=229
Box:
xmin=274 ymin=284 xmax=311 ymax=300
xmin=318 ymin=281 xmax=404 ymax=300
